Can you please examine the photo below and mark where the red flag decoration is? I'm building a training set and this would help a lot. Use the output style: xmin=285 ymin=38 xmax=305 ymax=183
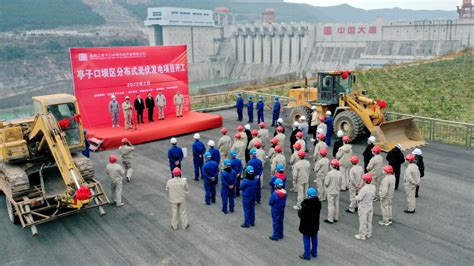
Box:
xmin=75 ymin=185 xmax=91 ymax=201
xmin=376 ymin=99 xmax=387 ymax=109
xmin=341 ymin=70 xmax=350 ymax=80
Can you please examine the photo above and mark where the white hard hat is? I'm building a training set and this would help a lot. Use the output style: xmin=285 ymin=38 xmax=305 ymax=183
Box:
xmin=326 ymin=110 xmax=332 ymax=116
xmin=125 ymin=96 xmax=130 ymax=99
xmin=208 ymin=140 xmax=215 ymax=146
xmin=412 ymin=148 xmax=422 ymax=155
xmin=111 ymin=95 xmax=116 ymax=99
xmin=317 ymin=128 xmax=323 ymax=134
xmin=300 ymin=116 xmax=306 ymax=121
xmin=244 ymin=124 xmax=251 ymax=130
xmin=293 ymin=121 xmax=299 ymax=127
xmin=395 ymin=143 xmax=402 ymax=150
xmin=170 ymin=137 xmax=178 ymax=144
xmin=337 ymin=130 xmax=344 ymax=137
xmin=368 ymin=136 xmax=376 ymax=143
xmin=311 ymin=106 xmax=317 ymax=110
xmin=277 ymin=118 xmax=283 ymax=124
xmin=193 ymin=133 xmax=200 ymax=140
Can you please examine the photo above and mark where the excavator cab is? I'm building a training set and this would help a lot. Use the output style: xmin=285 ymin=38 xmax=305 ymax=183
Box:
xmin=318 ymin=71 xmax=354 ymax=105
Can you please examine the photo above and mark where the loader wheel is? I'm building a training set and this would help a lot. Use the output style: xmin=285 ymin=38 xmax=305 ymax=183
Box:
xmin=6 ymin=199 xmax=19 ymax=224
xmin=334 ymin=111 xmax=364 ymax=141
xmin=287 ymin=106 xmax=312 ymax=125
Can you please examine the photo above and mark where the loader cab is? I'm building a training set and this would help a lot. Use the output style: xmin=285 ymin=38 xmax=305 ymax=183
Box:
xmin=317 ymin=71 xmax=354 ymax=105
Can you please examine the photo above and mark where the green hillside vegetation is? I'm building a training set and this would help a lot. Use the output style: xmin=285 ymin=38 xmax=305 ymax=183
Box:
xmin=0 ymin=0 xmax=105 ymax=32
xmin=353 ymin=51 xmax=474 ymax=123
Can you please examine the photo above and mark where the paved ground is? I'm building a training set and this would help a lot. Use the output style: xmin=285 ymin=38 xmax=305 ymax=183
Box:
xmin=0 ymin=109 xmax=473 ymax=265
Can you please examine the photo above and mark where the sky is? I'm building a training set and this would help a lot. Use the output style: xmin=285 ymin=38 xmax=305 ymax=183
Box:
xmin=285 ymin=0 xmax=459 ymax=11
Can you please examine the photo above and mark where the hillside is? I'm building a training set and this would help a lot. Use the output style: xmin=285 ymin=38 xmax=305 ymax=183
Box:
xmin=353 ymin=50 xmax=474 ymax=123
xmin=0 ymin=0 xmax=105 ymax=32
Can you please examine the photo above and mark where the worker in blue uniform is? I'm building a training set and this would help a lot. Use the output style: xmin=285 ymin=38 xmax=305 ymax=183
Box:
xmin=247 ymin=148 xmax=263 ymax=204
xmin=168 ymin=137 xmax=184 ymax=177
xmin=256 ymin=96 xmax=265 ymax=124
xmin=207 ymin=140 xmax=221 ymax=166
xmin=247 ymin=96 xmax=254 ymax=123
xmin=271 ymin=97 xmax=281 ymax=127
xmin=269 ymin=163 xmax=286 ymax=194
xmin=82 ymin=129 xmax=90 ymax=158
xmin=230 ymin=150 xmax=243 ymax=197
xmin=240 ymin=165 xmax=259 ymax=228
xmin=236 ymin=93 xmax=244 ymax=122
xmin=192 ymin=133 xmax=206 ymax=181
xmin=324 ymin=111 xmax=334 ymax=146
xmin=269 ymin=178 xmax=287 ymax=241
xmin=221 ymin=159 xmax=237 ymax=214
xmin=202 ymin=152 xmax=219 ymax=205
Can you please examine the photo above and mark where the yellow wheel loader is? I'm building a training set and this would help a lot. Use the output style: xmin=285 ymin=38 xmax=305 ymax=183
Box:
xmin=0 ymin=94 xmax=110 ymax=236
xmin=283 ymin=71 xmax=425 ymax=151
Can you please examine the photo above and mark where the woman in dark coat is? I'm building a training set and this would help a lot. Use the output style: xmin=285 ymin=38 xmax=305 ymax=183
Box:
xmin=363 ymin=136 xmax=376 ymax=172
xmin=386 ymin=144 xmax=405 ymax=190
xmin=413 ymin=148 xmax=425 ymax=197
xmin=298 ymin=187 xmax=321 ymax=260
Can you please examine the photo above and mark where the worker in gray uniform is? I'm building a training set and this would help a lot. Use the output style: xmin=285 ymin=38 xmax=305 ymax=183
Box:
xmin=173 ymin=91 xmax=184 ymax=117
xmin=119 ymin=138 xmax=135 ymax=182
xmin=313 ymin=148 xmax=329 ymax=202
xmin=324 ymin=159 xmax=342 ymax=224
xmin=379 ymin=165 xmax=396 ymax=225
xmin=156 ymin=91 xmax=167 ymax=120
xmin=346 ymin=155 xmax=364 ymax=213
xmin=109 ymin=95 xmax=120 ymax=127
xmin=366 ymin=145 xmax=383 ymax=200
xmin=122 ymin=96 xmax=133 ymax=129
xmin=336 ymin=135 xmax=353 ymax=191
xmin=354 ymin=173 xmax=376 ymax=240
xmin=404 ymin=154 xmax=421 ymax=214
xmin=106 ymin=155 xmax=125 ymax=207
xmin=292 ymin=150 xmax=311 ymax=210
xmin=166 ymin=167 xmax=190 ymax=230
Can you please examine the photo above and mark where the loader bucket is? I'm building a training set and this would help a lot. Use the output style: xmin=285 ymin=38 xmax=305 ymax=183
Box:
xmin=372 ymin=118 xmax=425 ymax=152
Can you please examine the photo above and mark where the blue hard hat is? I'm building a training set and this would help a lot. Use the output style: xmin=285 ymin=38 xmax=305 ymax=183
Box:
xmin=250 ymin=148 xmax=257 ymax=156
xmin=204 ymin=152 xmax=212 ymax=158
xmin=248 ymin=96 xmax=253 ymax=99
xmin=230 ymin=150 xmax=237 ymax=157
xmin=274 ymin=178 xmax=284 ymax=188
xmin=224 ymin=159 xmax=232 ymax=166
xmin=275 ymin=96 xmax=279 ymax=101
xmin=307 ymin=187 xmax=318 ymax=198
xmin=246 ymin=165 xmax=254 ymax=174
xmin=83 ymin=129 xmax=87 ymax=134
xmin=237 ymin=93 xmax=241 ymax=97
xmin=259 ymin=96 xmax=263 ymax=99
xmin=276 ymin=163 xmax=284 ymax=172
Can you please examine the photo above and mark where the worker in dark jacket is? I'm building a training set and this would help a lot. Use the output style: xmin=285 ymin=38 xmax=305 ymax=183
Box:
xmin=269 ymin=178 xmax=287 ymax=241
xmin=332 ymin=130 xmax=344 ymax=158
xmin=298 ymin=187 xmax=321 ymax=260
xmin=244 ymin=124 xmax=252 ymax=163
xmin=236 ymin=93 xmax=244 ymax=121
xmin=168 ymin=138 xmax=184 ymax=177
xmin=230 ymin=150 xmax=243 ymax=197
xmin=247 ymin=96 xmax=254 ymax=123
xmin=290 ymin=121 xmax=301 ymax=154
xmin=203 ymin=152 xmax=219 ymax=205
xmin=324 ymin=111 xmax=334 ymax=146
xmin=247 ymin=149 xmax=263 ymax=204
xmin=240 ymin=165 xmax=259 ymax=228
xmin=82 ymin=129 xmax=90 ymax=158
xmin=256 ymin=96 xmax=265 ymax=123
xmin=386 ymin=143 xmax=405 ymax=190
xmin=271 ymin=97 xmax=281 ymax=127
xmin=192 ymin=133 xmax=206 ymax=181
xmin=207 ymin=140 xmax=221 ymax=166
xmin=134 ymin=94 xmax=145 ymax=124
xmin=363 ymin=136 xmax=376 ymax=172
xmin=221 ymin=159 xmax=237 ymax=214
xmin=413 ymin=148 xmax=424 ymax=198
xmin=145 ymin=92 xmax=155 ymax=122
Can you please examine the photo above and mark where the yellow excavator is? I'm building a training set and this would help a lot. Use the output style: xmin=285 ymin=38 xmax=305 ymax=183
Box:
xmin=284 ymin=71 xmax=425 ymax=151
xmin=0 ymin=94 xmax=110 ymax=236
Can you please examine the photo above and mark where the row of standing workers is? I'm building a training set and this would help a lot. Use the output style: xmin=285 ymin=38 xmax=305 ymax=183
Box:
xmin=103 ymin=105 xmax=425 ymax=261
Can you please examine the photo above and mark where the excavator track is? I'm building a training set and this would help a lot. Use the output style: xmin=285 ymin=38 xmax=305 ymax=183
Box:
xmin=0 ymin=163 xmax=30 ymax=199
xmin=72 ymin=154 xmax=94 ymax=180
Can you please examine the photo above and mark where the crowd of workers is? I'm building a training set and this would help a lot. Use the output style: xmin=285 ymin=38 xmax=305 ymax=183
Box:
xmin=103 ymin=95 xmax=425 ymax=260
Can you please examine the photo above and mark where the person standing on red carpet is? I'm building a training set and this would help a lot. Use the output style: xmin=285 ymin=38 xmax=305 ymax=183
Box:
xmin=173 ymin=91 xmax=184 ymax=117
xmin=145 ymin=92 xmax=155 ymax=122
xmin=156 ymin=91 xmax=167 ymax=120
xmin=122 ymin=96 xmax=133 ymax=129
xmin=109 ymin=95 xmax=120 ymax=128
xmin=134 ymin=94 xmax=145 ymax=124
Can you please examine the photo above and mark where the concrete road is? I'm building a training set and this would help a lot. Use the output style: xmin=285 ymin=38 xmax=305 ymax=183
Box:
xmin=0 ymin=109 xmax=473 ymax=265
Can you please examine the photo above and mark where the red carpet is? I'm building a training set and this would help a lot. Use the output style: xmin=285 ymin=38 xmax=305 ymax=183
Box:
xmin=85 ymin=111 xmax=222 ymax=150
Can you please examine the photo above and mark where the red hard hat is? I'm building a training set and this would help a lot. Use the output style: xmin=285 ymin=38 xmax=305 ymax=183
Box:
xmin=121 ymin=138 xmax=129 ymax=144
xmin=237 ymin=125 xmax=244 ymax=132
xmin=109 ymin=155 xmax=117 ymax=163
xmin=255 ymin=140 xmax=262 ymax=148
xmin=350 ymin=155 xmax=359 ymax=164
xmin=172 ymin=167 xmax=182 ymax=176
xmin=234 ymin=133 xmax=242 ymax=139
xmin=319 ymin=116 xmax=325 ymax=122
xmin=271 ymin=138 xmax=279 ymax=145
xmin=296 ymin=131 xmax=303 ymax=138
xmin=363 ymin=173 xmax=373 ymax=182
xmin=251 ymin=129 xmax=259 ymax=136
xmin=406 ymin=153 xmax=415 ymax=161
xmin=319 ymin=148 xmax=328 ymax=156
xmin=342 ymin=135 xmax=350 ymax=142
xmin=297 ymin=150 xmax=306 ymax=157
xmin=317 ymin=133 xmax=325 ymax=140
xmin=371 ymin=145 xmax=382 ymax=154
xmin=259 ymin=122 xmax=266 ymax=128
xmin=277 ymin=126 xmax=284 ymax=132
xmin=383 ymin=165 xmax=394 ymax=174
xmin=294 ymin=142 xmax=302 ymax=150
xmin=331 ymin=159 xmax=340 ymax=167
xmin=220 ymin=128 xmax=228 ymax=134
xmin=274 ymin=145 xmax=282 ymax=153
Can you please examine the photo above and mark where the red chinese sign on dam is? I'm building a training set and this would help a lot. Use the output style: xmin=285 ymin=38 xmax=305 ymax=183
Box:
xmin=324 ymin=25 xmax=377 ymax=35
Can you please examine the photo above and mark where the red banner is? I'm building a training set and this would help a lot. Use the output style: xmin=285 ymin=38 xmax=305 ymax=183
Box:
xmin=70 ymin=45 xmax=189 ymax=128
